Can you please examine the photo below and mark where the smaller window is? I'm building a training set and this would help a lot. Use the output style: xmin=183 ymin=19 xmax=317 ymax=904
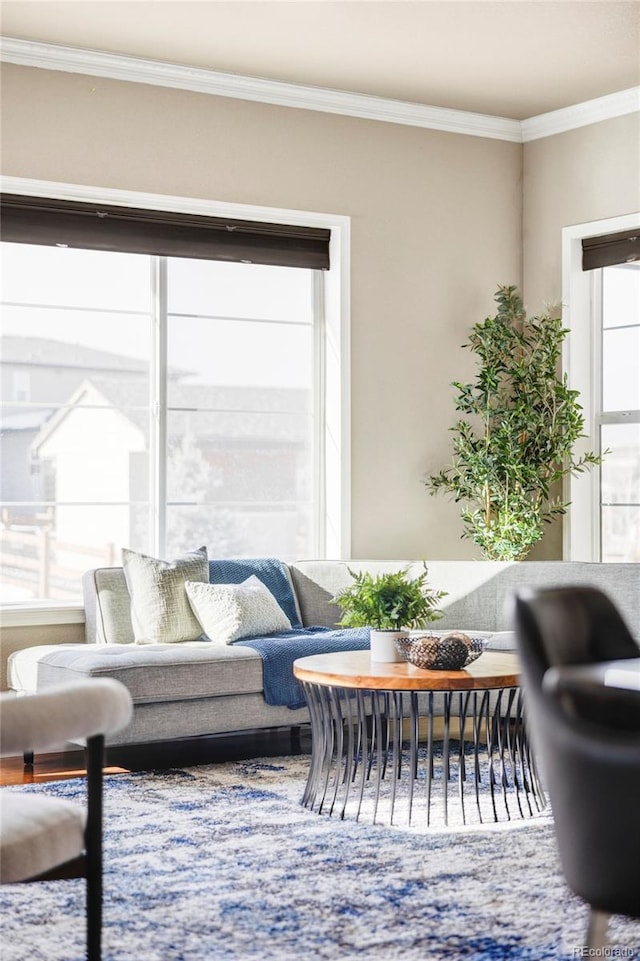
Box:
xmin=563 ymin=214 xmax=640 ymax=562
xmin=598 ymin=263 xmax=640 ymax=562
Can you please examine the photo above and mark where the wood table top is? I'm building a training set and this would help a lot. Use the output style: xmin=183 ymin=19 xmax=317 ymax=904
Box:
xmin=293 ymin=649 xmax=521 ymax=691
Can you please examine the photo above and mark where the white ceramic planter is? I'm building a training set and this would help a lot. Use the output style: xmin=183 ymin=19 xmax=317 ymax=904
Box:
xmin=369 ymin=629 xmax=408 ymax=663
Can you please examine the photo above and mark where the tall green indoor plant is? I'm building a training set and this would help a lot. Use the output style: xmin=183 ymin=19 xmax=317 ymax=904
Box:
xmin=425 ymin=285 xmax=601 ymax=561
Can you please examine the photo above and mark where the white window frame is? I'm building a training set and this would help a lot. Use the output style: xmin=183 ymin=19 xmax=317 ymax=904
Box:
xmin=0 ymin=176 xmax=351 ymax=624
xmin=561 ymin=211 xmax=640 ymax=560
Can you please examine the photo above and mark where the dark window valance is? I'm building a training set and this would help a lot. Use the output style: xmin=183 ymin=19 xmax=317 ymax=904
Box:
xmin=0 ymin=194 xmax=330 ymax=271
xmin=582 ymin=229 xmax=640 ymax=271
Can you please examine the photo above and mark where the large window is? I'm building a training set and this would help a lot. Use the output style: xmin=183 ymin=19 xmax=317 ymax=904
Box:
xmin=0 ymin=226 xmax=338 ymax=602
xmin=563 ymin=216 xmax=640 ymax=561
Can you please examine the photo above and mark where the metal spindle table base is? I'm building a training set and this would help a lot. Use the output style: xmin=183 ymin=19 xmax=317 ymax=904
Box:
xmin=299 ymin=682 xmax=547 ymax=828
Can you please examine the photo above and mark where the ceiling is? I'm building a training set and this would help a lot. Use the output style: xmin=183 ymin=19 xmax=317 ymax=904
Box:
xmin=1 ymin=1 xmax=639 ymax=121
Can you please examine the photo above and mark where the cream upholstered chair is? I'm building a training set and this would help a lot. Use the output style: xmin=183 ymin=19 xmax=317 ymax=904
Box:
xmin=0 ymin=680 xmax=133 ymax=961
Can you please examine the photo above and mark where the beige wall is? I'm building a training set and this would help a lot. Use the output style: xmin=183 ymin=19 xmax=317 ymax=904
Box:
xmin=0 ymin=623 xmax=85 ymax=690
xmin=522 ymin=112 xmax=640 ymax=559
xmin=0 ymin=63 xmax=522 ymax=565
xmin=1 ymin=66 xmax=639 ymax=677
xmin=523 ymin=113 xmax=640 ymax=308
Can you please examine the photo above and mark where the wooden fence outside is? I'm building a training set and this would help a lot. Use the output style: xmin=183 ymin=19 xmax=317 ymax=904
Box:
xmin=0 ymin=527 xmax=116 ymax=599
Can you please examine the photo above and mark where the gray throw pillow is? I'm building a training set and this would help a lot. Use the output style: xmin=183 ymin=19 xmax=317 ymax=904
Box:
xmin=122 ymin=547 xmax=209 ymax=644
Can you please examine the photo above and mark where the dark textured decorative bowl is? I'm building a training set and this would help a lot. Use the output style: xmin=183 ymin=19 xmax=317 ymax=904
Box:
xmin=395 ymin=632 xmax=486 ymax=671
xmin=393 ymin=635 xmax=416 ymax=661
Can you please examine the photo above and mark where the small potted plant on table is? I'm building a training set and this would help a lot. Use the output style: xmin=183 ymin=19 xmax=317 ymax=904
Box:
xmin=333 ymin=564 xmax=447 ymax=662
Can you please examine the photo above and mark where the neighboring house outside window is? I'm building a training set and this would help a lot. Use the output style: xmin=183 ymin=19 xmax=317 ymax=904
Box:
xmin=0 ymin=212 xmax=343 ymax=602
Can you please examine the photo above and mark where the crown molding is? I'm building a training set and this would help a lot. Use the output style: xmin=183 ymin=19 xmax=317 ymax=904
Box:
xmin=0 ymin=36 xmax=522 ymax=142
xmin=521 ymin=87 xmax=640 ymax=142
xmin=1 ymin=37 xmax=638 ymax=145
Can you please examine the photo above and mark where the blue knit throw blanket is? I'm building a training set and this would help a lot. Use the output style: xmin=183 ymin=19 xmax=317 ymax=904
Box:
xmin=236 ymin=627 xmax=370 ymax=710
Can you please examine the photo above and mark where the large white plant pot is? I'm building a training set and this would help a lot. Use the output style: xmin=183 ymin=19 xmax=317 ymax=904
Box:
xmin=369 ymin=629 xmax=407 ymax=663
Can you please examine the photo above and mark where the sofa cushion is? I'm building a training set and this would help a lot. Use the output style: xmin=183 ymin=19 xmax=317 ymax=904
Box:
xmin=83 ymin=567 xmax=135 ymax=644
xmin=8 ymin=643 xmax=264 ymax=704
xmin=186 ymin=577 xmax=291 ymax=644
xmin=122 ymin=547 xmax=209 ymax=644
xmin=482 ymin=631 xmax=517 ymax=651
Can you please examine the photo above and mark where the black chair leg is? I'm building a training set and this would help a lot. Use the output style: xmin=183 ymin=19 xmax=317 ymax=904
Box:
xmin=23 ymin=750 xmax=34 ymax=768
xmin=85 ymin=735 xmax=105 ymax=961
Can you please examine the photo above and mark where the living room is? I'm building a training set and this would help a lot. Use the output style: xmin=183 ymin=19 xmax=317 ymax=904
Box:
xmin=0 ymin=2 xmax=639 ymax=959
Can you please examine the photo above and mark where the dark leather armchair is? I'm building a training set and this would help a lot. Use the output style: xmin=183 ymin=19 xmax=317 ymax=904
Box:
xmin=512 ymin=586 xmax=640 ymax=950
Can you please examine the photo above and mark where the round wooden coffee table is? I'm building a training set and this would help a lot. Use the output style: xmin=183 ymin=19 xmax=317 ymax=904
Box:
xmin=293 ymin=650 xmax=547 ymax=828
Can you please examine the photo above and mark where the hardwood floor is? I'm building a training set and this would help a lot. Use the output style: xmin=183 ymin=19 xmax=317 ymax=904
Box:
xmin=0 ymin=727 xmax=312 ymax=787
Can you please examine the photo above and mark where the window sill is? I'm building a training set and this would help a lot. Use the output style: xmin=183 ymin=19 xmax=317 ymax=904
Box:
xmin=0 ymin=603 xmax=85 ymax=629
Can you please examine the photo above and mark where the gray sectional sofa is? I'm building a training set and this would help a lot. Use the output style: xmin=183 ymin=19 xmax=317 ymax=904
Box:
xmin=7 ymin=559 xmax=639 ymax=748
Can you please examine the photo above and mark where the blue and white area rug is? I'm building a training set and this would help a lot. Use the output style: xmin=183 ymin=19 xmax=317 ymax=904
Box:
xmin=1 ymin=754 xmax=638 ymax=961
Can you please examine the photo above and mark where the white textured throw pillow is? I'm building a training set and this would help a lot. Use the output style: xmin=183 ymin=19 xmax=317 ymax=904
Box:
xmin=185 ymin=576 xmax=292 ymax=645
xmin=122 ymin=547 xmax=209 ymax=644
